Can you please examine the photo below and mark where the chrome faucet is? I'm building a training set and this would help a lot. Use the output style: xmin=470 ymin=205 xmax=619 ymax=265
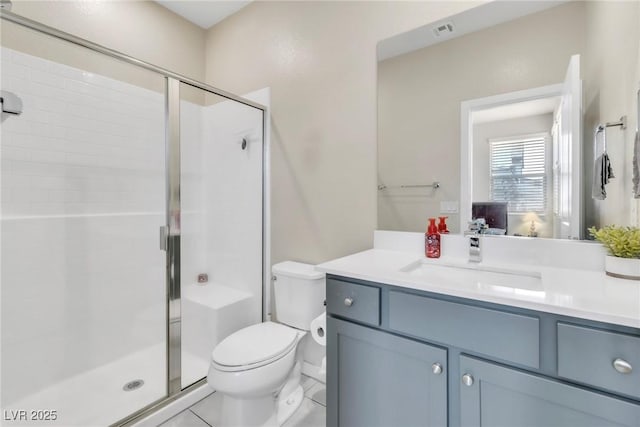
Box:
xmin=464 ymin=219 xmax=486 ymax=263
xmin=466 ymin=233 xmax=482 ymax=263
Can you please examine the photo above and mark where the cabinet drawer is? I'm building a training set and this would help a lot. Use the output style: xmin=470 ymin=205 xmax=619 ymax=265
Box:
xmin=558 ymin=323 xmax=640 ymax=399
xmin=389 ymin=291 xmax=540 ymax=368
xmin=327 ymin=279 xmax=380 ymax=326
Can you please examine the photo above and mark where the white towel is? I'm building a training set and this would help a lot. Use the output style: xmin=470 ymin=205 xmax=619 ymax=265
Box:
xmin=633 ymin=129 xmax=640 ymax=198
xmin=592 ymin=153 xmax=614 ymax=200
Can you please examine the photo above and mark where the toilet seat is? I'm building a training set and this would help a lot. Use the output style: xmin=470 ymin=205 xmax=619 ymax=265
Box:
xmin=212 ymin=322 xmax=298 ymax=372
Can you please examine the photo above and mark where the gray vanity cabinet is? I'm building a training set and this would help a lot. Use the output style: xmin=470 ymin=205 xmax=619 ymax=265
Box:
xmin=459 ymin=356 xmax=640 ymax=427
xmin=326 ymin=276 xmax=640 ymax=427
xmin=327 ymin=317 xmax=448 ymax=427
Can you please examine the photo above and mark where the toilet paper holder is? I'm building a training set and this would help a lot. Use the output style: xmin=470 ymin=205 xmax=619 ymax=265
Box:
xmin=310 ymin=312 xmax=326 ymax=347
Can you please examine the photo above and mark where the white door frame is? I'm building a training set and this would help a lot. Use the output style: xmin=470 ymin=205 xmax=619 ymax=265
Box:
xmin=459 ymin=84 xmax=563 ymax=233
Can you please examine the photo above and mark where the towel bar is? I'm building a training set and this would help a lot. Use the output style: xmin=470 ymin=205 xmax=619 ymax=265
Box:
xmin=595 ymin=116 xmax=627 ymax=153
xmin=378 ymin=182 xmax=440 ymax=191
xmin=605 ymin=116 xmax=626 ymax=130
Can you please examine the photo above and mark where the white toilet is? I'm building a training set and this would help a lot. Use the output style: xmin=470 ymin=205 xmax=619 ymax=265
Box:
xmin=207 ymin=261 xmax=325 ymax=427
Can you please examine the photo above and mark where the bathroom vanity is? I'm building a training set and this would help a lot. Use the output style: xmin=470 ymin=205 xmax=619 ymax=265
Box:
xmin=319 ymin=232 xmax=640 ymax=427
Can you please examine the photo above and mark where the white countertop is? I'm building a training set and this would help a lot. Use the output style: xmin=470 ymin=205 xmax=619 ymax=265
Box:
xmin=317 ymin=248 xmax=640 ymax=329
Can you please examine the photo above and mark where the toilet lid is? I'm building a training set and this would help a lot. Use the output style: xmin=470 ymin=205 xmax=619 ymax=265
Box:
xmin=212 ymin=322 xmax=298 ymax=369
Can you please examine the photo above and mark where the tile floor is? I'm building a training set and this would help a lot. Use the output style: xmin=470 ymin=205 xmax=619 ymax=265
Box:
xmin=159 ymin=376 xmax=326 ymax=427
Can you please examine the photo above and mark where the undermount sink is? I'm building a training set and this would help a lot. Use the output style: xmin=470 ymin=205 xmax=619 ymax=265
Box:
xmin=400 ymin=260 xmax=543 ymax=292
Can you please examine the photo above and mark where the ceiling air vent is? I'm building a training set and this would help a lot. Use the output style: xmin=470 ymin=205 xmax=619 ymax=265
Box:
xmin=433 ymin=22 xmax=455 ymax=37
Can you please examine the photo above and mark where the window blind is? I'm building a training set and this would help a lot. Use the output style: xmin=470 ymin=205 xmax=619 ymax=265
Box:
xmin=489 ymin=137 xmax=547 ymax=213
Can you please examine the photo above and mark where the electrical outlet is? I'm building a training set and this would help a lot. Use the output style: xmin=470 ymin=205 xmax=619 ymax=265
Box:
xmin=440 ymin=201 xmax=459 ymax=214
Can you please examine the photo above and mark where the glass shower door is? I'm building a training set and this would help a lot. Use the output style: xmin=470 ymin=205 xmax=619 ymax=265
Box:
xmin=179 ymin=83 xmax=265 ymax=388
xmin=1 ymin=22 xmax=168 ymax=426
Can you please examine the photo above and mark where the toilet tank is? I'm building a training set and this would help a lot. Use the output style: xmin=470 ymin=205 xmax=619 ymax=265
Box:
xmin=272 ymin=261 xmax=326 ymax=330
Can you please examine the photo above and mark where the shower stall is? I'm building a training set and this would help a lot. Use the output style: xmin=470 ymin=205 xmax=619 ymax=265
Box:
xmin=0 ymin=9 xmax=267 ymax=427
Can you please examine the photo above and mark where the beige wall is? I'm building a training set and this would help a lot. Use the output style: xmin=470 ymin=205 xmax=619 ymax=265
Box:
xmin=1 ymin=0 xmax=485 ymax=265
xmin=204 ymin=1 xmax=484 ymax=264
xmin=473 ymin=113 xmax=554 ymax=238
xmin=4 ymin=0 xmax=206 ymax=82
xmin=378 ymin=1 xmax=586 ymax=234
xmin=583 ymin=1 xmax=640 ymax=231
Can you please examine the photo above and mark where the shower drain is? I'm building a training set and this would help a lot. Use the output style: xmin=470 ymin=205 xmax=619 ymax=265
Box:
xmin=123 ymin=379 xmax=145 ymax=392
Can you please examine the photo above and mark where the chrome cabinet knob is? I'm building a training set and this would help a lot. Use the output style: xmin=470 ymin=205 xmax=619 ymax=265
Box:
xmin=344 ymin=297 xmax=354 ymax=307
xmin=462 ymin=374 xmax=474 ymax=387
xmin=613 ymin=358 xmax=633 ymax=374
xmin=432 ymin=363 xmax=443 ymax=375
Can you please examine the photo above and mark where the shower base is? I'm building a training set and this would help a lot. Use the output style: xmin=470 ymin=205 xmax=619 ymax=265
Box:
xmin=3 ymin=344 xmax=166 ymax=426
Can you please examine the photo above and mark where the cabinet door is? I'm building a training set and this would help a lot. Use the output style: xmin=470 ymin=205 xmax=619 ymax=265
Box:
xmin=460 ymin=355 xmax=640 ymax=427
xmin=327 ymin=317 xmax=447 ymax=427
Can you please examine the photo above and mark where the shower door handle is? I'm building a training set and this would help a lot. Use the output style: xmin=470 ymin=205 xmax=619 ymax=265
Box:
xmin=159 ymin=226 xmax=169 ymax=251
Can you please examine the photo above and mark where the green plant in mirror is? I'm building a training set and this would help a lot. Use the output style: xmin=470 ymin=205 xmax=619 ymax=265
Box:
xmin=588 ymin=225 xmax=640 ymax=258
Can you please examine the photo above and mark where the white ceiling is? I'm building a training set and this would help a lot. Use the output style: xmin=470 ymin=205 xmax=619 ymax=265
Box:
xmin=473 ymin=97 xmax=561 ymax=124
xmin=155 ymin=0 xmax=252 ymax=29
xmin=377 ymin=0 xmax=567 ymax=61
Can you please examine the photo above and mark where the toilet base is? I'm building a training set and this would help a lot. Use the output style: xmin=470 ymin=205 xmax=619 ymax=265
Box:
xmin=276 ymin=384 xmax=304 ymax=425
xmin=219 ymin=394 xmax=277 ymax=427
xmin=216 ymin=384 xmax=303 ymax=427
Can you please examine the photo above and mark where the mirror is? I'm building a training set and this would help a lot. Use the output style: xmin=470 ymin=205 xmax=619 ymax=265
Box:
xmin=377 ymin=0 xmax=640 ymax=239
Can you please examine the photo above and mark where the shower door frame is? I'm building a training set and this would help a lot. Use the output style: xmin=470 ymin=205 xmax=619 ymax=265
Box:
xmin=0 ymin=9 xmax=269 ymax=427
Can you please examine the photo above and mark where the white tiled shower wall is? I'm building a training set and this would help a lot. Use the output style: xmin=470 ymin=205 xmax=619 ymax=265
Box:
xmin=179 ymin=89 xmax=264 ymax=306
xmin=0 ymin=47 xmax=166 ymax=216
xmin=1 ymin=47 xmax=265 ymax=408
xmin=201 ymin=97 xmax=263 ymax=299
xmin=1 ymin=47 xmax=168 ymax=406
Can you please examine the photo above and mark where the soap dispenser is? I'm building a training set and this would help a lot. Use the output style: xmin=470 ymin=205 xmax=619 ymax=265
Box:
xmin=426 ymin=218 xmax=441 ymax=258
xmin=437 ymin=216 xmax=449 ymax=234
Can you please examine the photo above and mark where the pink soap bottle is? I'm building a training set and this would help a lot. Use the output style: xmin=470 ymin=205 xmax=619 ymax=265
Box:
xmin=425 ymin=218 xmax=441 ymax=258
